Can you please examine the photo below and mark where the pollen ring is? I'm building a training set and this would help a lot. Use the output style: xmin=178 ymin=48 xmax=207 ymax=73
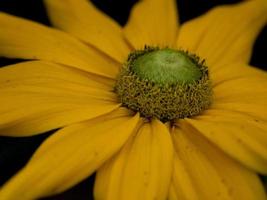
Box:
xmin=114 ymin=46 xmax=213 ymax=122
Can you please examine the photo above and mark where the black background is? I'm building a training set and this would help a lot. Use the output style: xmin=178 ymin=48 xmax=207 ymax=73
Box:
xmin=0 ymin=0 xmax=266 ymax=199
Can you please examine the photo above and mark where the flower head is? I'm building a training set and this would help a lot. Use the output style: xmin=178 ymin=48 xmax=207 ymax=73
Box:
xmin=0 ymin=0 xmax=267 ymax=199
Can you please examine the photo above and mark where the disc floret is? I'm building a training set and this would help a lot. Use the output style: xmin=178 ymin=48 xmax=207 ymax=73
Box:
xmin=114 ymin=46 xmax=212 ymax=122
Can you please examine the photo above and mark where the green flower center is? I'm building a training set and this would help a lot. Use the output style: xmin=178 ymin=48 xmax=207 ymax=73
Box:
xmin=114 ymin=46 xmax=213 ymax=122
xmin=132 ymin=49 xmax=202 ymax=85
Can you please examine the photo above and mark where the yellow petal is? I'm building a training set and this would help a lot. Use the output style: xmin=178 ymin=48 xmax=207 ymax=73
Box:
xmin=213 ymin=103 xmax=267 ymax=121
xmin=0 ymin=61 xmax=119 ymax=136
xmin=169 ymin=126 xmax=266 ymax=200
xmin=177 ymin=0 xmax=267 ymax=66
xmin=210 ymin=63 xmax=267 ymax=121
xmin=94 ymin=119 xmax=173 ymax=200
xmin=212 ymin=66 xmax=267 ymax=105
xmin=210 ymin=63 xmax=267 ymax=86
xmin=214 ymin=78 xmax=267 ymax=105
xmin=0 ymin=12 xmax=119 ymax=78
xmin=44 ymin=0 xmax=130 ymax=63
xmin=185 ymin=109 xmax=267 ymax=174
xmin=0 ymin=111 xmax=139 ymax=200
xmin=124 ymin=0 xmax=178 ymax=49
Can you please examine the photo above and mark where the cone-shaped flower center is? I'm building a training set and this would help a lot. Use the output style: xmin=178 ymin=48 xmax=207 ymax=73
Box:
xmin=115 ymin=47 xmax=212 ymax=122
xmin=132 ymin=49 xmax=202 ymax=85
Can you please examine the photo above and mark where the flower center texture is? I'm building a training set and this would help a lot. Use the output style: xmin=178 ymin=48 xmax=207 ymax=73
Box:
xmin=114 ymin=46 xmax=213 ymax=122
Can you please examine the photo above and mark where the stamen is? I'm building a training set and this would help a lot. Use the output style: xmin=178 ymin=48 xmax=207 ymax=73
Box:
xmin=114 ymin=46 xmax=213 ymax=122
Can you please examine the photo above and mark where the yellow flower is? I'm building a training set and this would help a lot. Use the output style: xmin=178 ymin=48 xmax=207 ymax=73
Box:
xmin=0 ymin=0 xmax=267 ymax=199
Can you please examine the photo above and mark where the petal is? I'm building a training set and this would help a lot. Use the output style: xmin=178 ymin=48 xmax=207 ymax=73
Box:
xmin=184 ymin=109 xmax=267 ymax=174
xmin=177 ymin=0 xmax=267 ymax=66
xmin=210 ymin=63 xmax=267 ymax=86
xmin=213 ymin=78 xmax=267 ymax=105
xmin=211 ymin=63 xmax=267 ymax=121
xmin=0 ymin=110 xmax=140 ymax=200
xmin=0 ymin=61 xmax=119 ymax=136
xmin=213 ymin=67 xmax=267 ymax=105
xmin=94 ymin=119 xmax=173 ymax=200
xmin=169 ymin=125 xmax=266 ymax=200
xmin=0 ymin=12 xmax=119 ymax=78
xmin=212 ymin=103 xmax=267 ymax=121
xmin=124 ymin=0 xmax=178 ymax=49
xmin=44 ymin=0 xmax=130 ymax=63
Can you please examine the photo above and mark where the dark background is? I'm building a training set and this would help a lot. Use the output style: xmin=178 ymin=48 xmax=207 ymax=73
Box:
xmin=0 ymin=0 xmax=266 ymax=199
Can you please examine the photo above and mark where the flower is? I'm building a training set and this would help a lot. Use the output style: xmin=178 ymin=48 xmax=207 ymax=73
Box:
xmin=0 ymin=0 xmax=267 ymax=199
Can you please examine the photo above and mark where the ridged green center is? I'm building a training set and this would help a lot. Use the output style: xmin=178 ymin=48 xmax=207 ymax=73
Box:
xmin=132 ymin=49 xmax=202 ymax=85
